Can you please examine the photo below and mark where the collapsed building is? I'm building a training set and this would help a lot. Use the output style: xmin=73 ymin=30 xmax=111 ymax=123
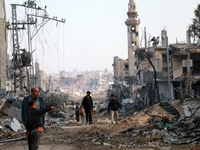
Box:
xmin=112 ymin=0 xmax=140 ymax=102
xmin=112 ymin=0 xmax=200 ymax=109
xmin=164 ymin=43 xmax=200 ymax=100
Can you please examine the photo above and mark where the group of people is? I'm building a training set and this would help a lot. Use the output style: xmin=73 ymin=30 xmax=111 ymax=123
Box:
xmin=21 ymin=87 xmax=121 ymax=150
xmin=76 ymin=91 xmax=94 ymax=124
xmin=76 ymin=92 xmax=121 ymax=125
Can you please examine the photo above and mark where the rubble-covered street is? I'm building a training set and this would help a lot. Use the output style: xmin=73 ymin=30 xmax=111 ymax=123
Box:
xmin=1 ymin=0 xmax=200 ymax=149
xmin=1 ymin=99 xmax=200 ymax=150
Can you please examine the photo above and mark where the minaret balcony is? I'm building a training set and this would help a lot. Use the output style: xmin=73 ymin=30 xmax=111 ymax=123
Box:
xmin=125 ymin=20 xmax=140 ymax=26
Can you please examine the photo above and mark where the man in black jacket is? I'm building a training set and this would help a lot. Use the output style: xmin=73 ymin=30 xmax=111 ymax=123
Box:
xmin=81 ymin=91 xmax=93 ymax=124
xmin=108 ymin=94 xmax=121 ymax=125
xmin=26 ymin=100 xmax=55 ymax=150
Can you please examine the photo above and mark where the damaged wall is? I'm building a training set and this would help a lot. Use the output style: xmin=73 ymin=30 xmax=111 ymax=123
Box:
xmin=172 ymin=55 xmax=183 ymax=79
xmin=113 ymin=56 xmax=129 ymax=84
xmin=0 ymin=0 xmax=8 ymax=92
xmin=158 ymin=81 xmax=174 ymax=101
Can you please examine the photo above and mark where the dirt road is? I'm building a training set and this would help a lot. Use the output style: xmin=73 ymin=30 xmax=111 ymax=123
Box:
xmin=1 ymin=113 xmax=200 ymax=150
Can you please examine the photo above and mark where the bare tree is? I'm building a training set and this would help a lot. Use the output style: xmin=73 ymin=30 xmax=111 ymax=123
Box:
xmin=141 ymin=49 xmax=161 ymax=103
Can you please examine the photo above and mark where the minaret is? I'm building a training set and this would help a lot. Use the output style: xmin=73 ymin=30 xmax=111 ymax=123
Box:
xmin=0 ymin=0 xmax=8 ymax=91
xmin=125 ymin=0 xmax=140 ymax=77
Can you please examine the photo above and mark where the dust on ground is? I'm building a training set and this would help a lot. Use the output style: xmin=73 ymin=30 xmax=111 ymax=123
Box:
xmin=2 ymin=101 xmax=200 ymax=150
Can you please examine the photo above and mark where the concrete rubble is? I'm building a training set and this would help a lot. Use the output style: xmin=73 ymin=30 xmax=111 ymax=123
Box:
xmin=183 ymin=98 xmax=200 ymax=117
xmin=90 ymin=98 xmax=200 ymax=148
xmin=0 ymin=92 xmax=75 ymax=142
xmin=0 ymin=90 xmax=200 ymax=148
xmin=116 ymin=99 xmax=200 ymax=147
xmin=96 ymin=102 xmax=108 ymax=113
xmin=121 ymin=97 xmax=145 ymax=114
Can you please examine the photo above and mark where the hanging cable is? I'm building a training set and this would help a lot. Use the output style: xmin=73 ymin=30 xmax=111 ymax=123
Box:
xmin=42 ymin=27 xmax=45 ymax=70
xmin=57 ymin=24 xmax=60 ymax=71
xmin=63 ymin=23 xmax=65 ymax=71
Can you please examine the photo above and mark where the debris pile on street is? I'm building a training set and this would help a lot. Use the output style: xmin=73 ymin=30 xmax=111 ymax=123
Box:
xmin=121 ymin=97 xmax=145 ymax=114
xmin=0 ymin=117 xmax=26 ymax=142
xmin=96 ymin=102 xmax=108 ymax=113
xmin=120 ymin=89 xmax=145 ymax=114
xmin=1 ymin=90 xmax=200 ymax=150
xmin=116 ymin=99 xmax=200 ymax=147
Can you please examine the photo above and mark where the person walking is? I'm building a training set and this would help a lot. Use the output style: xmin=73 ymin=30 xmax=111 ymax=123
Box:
xmin=108 ymin=94 xmax=121 ymax=125
xmin=22 ymin=87 xmax=46 ymax=126
xmin=75 ymin=104 xmax=80 ymax=122
xmin=81 ymin=91 xmax=93 ymax=124
xmin=80 ymin=106 xmax=85 ymax=124
xmin=26 ymin=100 xmax=55 ymax=150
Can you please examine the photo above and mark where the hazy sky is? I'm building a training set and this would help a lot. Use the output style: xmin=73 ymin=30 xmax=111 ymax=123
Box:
xmin=5 ymin=0 xmax=200 ymax=73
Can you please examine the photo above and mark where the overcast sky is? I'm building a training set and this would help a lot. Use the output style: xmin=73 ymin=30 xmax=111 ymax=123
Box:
xmin=5 ymin=0 xmax=200 ymax=73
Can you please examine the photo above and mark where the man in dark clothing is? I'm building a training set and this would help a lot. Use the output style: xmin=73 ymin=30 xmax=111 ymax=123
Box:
xmin=108 ymin=94 xmax=121 ymax=125
xmin=75 ymin=104 xmax=80 ymax=122
xmin=26 ymin=100 xmax=55 ymax=150
xmin=81 ymin=91 xmax=93 ymax=124
xmin=22 ymin=87 xmax=46 ymax=125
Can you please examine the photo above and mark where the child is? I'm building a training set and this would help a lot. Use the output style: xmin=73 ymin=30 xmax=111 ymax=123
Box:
xmin=75 ymin=105 xmax=80 ymax=122
xmin=26 ymin=100 xmax=55 ymax=150
xmin=80 ymin=106 xmax=85 ymax=124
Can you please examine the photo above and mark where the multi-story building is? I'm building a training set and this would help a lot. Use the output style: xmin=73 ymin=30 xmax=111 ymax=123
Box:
xmin=112 ymin=56 xmax=129 ymax=85
xmin=31 ymin=62 xmax=47 ymax=92
xmin=0 ymin=0 xmax=9 ymax=92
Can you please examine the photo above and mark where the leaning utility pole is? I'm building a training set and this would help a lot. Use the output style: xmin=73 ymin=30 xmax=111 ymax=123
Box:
xmin=8 ymin=1 xmax=65 ymax=93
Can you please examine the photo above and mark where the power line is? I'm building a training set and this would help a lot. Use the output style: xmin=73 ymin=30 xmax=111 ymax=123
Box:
xmin=63 ymin=23 xmax=65 ymax=71
xmin=57 ymin=24 xmax=60 ymax=72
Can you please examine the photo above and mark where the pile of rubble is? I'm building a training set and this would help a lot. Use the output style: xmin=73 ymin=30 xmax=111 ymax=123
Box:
xmin=0 ymin=92 xmax=75 ymax=140
xmin=121 ymin=97 xmax=145 ymax=114
xmin=118 ymin=99 xmax=200 ymax=146
xmin=95 ymin=102 xmax=108 ymax=113
xmin=0 ymin=117 xmax=26 ymax=142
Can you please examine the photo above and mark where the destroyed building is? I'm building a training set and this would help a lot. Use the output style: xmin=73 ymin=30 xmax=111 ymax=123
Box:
xmin=135 ymin=39 xmax=200 ymax=104
xmin=112 ymin=0 xmax=200 ymax=106
xmin=112 ymin=0 xmax=140 ymax=96
xmin=112 ymin=56 xmax=129 ymax=85
xmin=137 ymin=46 xmax=167 ymax=105
xmin=162 ymin=43 xmax=200 ymax=100
xmin=0 ymin=0 xmax=9 ymax=92
xmin=112 ymin=0 xmax=170 ymax=104
xmin=31 ymin=62 xmax=48 ymax=92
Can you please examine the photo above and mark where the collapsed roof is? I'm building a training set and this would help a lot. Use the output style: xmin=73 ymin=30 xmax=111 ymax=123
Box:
xmin=169 ymin=43 xmax=200 ymax=55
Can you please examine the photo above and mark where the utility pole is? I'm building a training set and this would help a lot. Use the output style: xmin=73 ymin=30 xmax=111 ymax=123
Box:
xmin=10 ymin=4 xmax=25 ymax=92
xmin=8 ymin=1 xmax=65 ymax=93
xmin=144 ymin=26 xmax=147 ymax=48
xmin=166 ymin=37 xmax=171 ymax=101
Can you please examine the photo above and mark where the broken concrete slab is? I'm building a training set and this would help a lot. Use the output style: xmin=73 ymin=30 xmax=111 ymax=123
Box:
xmin=183 ymin=98 xmax=200 ymax=117
xmin=3 ymin=118 xmax=21 ymax=132
xmin=159 ymin=102 xmax=180 ymax=117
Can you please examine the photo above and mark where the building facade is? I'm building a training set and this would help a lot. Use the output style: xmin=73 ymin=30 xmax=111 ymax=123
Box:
xmin=31 ymin=62 xmax=47 ymax=92
xmin=112 ymin=56 xmax=129 ymax=85
xmin=0 ymin=0 xmax=8 ymax=92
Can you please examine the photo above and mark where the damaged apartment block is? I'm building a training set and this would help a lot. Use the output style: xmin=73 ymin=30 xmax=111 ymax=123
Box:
xmin=162 ymin=43 xmax=200 ymax=100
